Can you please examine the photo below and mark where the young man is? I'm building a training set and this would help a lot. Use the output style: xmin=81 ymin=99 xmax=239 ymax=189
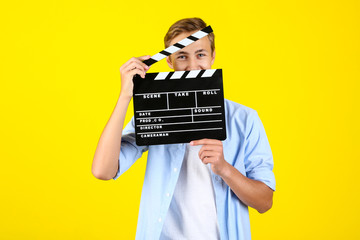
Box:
xmin=92 ymin=18 xmax=275 ymax=240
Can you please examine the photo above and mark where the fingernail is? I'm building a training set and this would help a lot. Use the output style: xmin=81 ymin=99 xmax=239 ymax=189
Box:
xmin=190 ymin=141 xmax=194 ymax=145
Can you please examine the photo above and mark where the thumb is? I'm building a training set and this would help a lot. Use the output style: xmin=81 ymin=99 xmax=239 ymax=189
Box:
xmin=137 ymin=55 xmax=152 ymax=61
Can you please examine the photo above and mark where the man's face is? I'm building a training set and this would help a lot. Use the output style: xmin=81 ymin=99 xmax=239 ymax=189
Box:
xmin=166 ymin=31 xmax=215 ymax=71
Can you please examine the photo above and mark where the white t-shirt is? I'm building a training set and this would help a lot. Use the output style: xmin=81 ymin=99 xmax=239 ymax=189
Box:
xmin=160 ymin=144 xmax=220 ymax=240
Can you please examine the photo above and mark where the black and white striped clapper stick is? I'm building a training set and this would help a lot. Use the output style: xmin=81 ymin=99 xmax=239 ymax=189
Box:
xmin=143 ymin=25 xmax=213 ymax=66
xmin=151 ymin=69 xmax=218 ymax=80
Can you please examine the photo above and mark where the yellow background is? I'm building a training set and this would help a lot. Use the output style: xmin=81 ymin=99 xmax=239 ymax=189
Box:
xmin=1 ymin=0 xmax=359 ymax=239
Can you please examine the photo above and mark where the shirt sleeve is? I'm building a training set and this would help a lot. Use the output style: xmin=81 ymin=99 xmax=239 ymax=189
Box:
xmin=244 ymin=110 xmax=276 ymax=191
xmin=113 ymin=116 xmax=149 ymax=180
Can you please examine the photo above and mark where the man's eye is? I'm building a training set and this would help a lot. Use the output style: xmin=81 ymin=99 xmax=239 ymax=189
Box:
xmin=198 ymin=53 xmax=205 ymax=57
xmin=177 ymin=55 xmax=186 ymax=59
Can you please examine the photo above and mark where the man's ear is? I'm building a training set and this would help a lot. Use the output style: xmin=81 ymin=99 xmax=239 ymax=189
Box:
xmin=166 ymin=56 xmax=174 ymax=69
xmin=211 ymin=50 xmax=216 ymax=66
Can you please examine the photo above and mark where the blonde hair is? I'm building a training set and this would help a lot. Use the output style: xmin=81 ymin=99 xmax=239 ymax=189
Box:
xmin=164 ymin=17 xmax=215 ymax=54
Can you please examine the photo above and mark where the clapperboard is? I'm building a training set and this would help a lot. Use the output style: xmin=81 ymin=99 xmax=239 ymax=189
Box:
xmin=133 ymin=26 xmax=226 ymax=146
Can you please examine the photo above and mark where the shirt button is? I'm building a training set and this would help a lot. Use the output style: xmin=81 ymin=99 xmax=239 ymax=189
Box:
xmin=158 ymin=218 xmax=162 ymax=222
xmin=166 ymin=193 xmax=170 ymax=197
xmin=173 ymin=168 xmax=178 ymax=172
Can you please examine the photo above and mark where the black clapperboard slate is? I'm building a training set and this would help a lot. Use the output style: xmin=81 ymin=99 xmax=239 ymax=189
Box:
xmin=133 ymin=69 xmax=226 ymax=146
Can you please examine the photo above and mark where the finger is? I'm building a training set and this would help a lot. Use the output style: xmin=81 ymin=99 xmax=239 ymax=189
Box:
xmin=123 ymin=59 xmax=148 ymax=72
xmin=137 ymin=55 xmax=152 ymax=61
xmin=201 ymin=156 xmax=216 ymax=165
xmin=199 ymin=150 xmax=210 ymax=160
xmin=199 ymin=150 xmax=220 ymax=161
xmin=128 ymin=68 xmax=146 ymax=78
xmin=199 ymin=144 xmax=223 ymax=154
xmin=190 ymin=139 xmax=222 ymax=146
xmin=198 ymin=144 xmax=223 ymax=158
xmin=120 ymin=57 xmax=138 ymax=71
xmin=136 ymin=55 xmax=152 ymax=71
xmin=125 ymin=61 xmax=148 ymax=73
xmin=121 ymin=56 xmax=150 ymax=72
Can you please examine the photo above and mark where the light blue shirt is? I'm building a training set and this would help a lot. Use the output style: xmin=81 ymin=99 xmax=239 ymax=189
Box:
xmin=113 ymin=99 xmax=276 ymax=240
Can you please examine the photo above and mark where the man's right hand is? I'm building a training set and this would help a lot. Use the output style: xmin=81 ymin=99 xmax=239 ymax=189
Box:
xmin=119 ymin=55 xmax=151 ymax=98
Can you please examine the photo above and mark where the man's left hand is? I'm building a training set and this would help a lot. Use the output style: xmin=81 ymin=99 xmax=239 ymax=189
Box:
xmin=190 ymin=139 xmax=230 ymax=176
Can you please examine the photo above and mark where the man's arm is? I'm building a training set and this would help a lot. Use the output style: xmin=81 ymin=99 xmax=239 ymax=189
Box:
xmin=91 ymin=55 xmax=150 ymax=180
xmin=191 ymin=139 xmax=273 ymax=213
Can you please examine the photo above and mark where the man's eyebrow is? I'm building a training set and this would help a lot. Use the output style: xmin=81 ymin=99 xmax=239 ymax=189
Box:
xmin=195 ymin=49 xmax=208 ymax=53
xmin=174 ymin=51 xmax=189 ymax=56
xmin=174 ymin=49 xmax=208 ymax=56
